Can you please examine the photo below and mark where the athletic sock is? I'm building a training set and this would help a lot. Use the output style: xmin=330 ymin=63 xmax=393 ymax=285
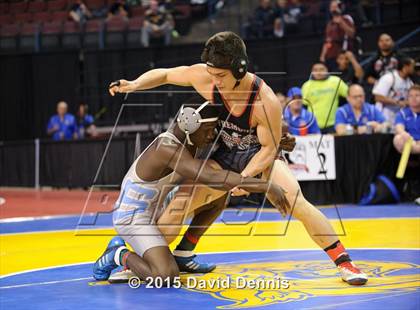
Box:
xmin=323 ymin=240 xmax=352 ymax=266
xmin=175 ymin=231 xmax=199 ymax=252
xmin=115 ymin=247 xmax=129 ymax=267
xmin=121 ymin=250 xmax=130 ymax=268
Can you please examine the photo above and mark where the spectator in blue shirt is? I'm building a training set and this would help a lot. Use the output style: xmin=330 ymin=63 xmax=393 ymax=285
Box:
xmin=283 ymin=87 xmax=321 ymax=135
xmin=393 ymin=85 xmax=420 ymax=154
xmin=335 ymin=84 xmax=385 ymax=135
xmin=47 ymin=101 xmax=77 ymax=141
xmin=76 ymin=103 xmax=96 ymax=139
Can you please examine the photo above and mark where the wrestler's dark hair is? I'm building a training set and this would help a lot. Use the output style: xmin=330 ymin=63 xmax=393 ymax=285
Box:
xmin=200 ymin=103 xmax=221 ymax=120
xmin=201 ymin=31 xmax=247 ymax=69
xmin=181 ymin=102 xmax=221 ymax=121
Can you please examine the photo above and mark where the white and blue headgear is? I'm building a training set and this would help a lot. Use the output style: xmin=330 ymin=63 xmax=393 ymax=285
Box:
xmin=177 ymin=101 xmax=218 ymax=145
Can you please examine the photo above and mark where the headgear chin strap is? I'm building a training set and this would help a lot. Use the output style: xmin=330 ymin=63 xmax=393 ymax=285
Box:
xmin=177 ymin=101 xmax=218 ymax=145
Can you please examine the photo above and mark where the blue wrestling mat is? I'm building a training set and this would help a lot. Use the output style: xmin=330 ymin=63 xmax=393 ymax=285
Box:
xmin=1 ymin=204 xmax=419 ymax=309
xmin=1 ymin=249 xmax=419 ymax=310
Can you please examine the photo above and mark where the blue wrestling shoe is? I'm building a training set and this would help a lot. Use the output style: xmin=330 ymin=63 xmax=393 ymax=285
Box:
xmin=93 ymin=236 xmax=127 ymax=281
xmin=173 ymin=251 xmax=216 ymax=273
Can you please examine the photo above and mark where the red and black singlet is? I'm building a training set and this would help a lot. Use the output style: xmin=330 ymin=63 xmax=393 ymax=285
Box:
xmin=209 ymin=75 xmax=264 ymax=173
xmin=212 ymin=75 xmax=264 ymax=151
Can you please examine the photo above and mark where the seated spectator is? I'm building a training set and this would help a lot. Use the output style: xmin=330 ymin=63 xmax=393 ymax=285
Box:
xmin=76 ymin=103 xmax=97 ymax=139
xmin=335 ymin=84 xmax=385 ymax=135
xmin=142 ymin=0 xmax=174 ymax=47
xmin=284 ymin=0 xmax=304 ymax=27
xmin=69 ymin=0 xmax=92 ymax=23
xmin=373 ymin=56 xmax=415 ymax=124
xmin=245 ymin=0 xmax=275 ymax=39
xmin=365 ymin=33 xmax=403 ymax=86
xmin=274 ymin=0 xmax=303 ymax=24
xmin=335 ymin=50 xmax=364 ymax=85
xmin=302 ymin=62 xmax=348 ymax=133
xmin=284 ymin=87 xmax=320 ymax=136
xmin=320 ymin=0 xmax=355 ymax=71
xmin=273 ymin=0 xmax=287 ymax=20
xmin=47 ymin=101 xmax=77 ymax=141
xmin=273 ymin=16 xmax=284 ymax=38
xmin=393 ymin=85 xmax=420 ymax=154
xmin=108 ymin=0 xmax=130 ymax=20
xmin=272 ymin=0 xmax=303 ymax=35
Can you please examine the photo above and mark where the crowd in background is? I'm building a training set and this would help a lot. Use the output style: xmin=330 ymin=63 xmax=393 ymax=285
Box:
xmin=275 ymin=30 xmax=419 ymax=154
xmin=241 ymin=0 xmax=419 ymax=156
xmin=1 ymin=0 xmax=416 ymax=49
xmin=46 ymin=0 xmax=420 ymax=154
xmin=251 ymin=0 xmax=420 ymax=155
xmin=47 ymin=101 xmax=97 ymax=140
xmin=68 ymin=0 xmax=176 ymax=46
xmin=244 ymin=0 xmax=376 ymax=39
xmin=47 ymin=29 xmax=420 ymax=155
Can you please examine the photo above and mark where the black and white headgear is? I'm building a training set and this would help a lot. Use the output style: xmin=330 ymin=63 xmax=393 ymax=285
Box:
xmin=177 ymin=101 xmax=218 ymax=145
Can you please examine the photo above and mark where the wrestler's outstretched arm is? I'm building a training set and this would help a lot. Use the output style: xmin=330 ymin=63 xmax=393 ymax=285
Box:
xmin=108 ymin=65 xmax=207 ymax=96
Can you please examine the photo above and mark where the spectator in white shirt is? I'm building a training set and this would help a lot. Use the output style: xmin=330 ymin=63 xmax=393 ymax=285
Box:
xmin=373 ymin=56 xmax=415 ymax=124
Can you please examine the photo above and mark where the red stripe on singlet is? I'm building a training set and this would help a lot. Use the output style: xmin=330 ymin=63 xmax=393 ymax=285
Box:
xmin=249 ymin=77 xmax=264 ymax=127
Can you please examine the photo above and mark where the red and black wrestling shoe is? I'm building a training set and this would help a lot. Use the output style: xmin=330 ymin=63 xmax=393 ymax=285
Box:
xmin=338 ymin=261 xmax=368 ymax=285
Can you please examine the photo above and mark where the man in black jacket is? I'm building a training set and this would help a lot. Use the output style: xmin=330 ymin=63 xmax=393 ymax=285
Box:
xmin=365 ymin=33 xmax=404 ymax=86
